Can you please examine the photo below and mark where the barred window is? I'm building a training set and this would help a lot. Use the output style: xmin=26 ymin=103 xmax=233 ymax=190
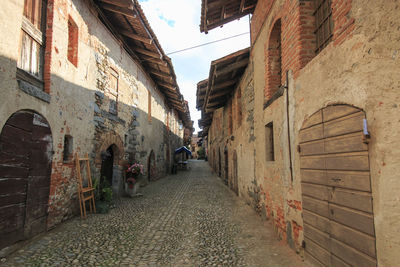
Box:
xmin=18 ymin=0 xmax=46 ymax=80
xmin=314 ymin=0 xmax=333 ymax=54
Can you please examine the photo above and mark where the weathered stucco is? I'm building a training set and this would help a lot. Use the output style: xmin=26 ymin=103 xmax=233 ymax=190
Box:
xmin=0 ymin=0 xmax=186 ymax=235
xmin=204 ymin=0 xmax=400 ymax=265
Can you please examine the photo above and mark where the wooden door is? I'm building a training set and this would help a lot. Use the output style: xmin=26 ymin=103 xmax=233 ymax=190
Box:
xmin=233 ymin=150 xmax=238 ymax=195
xmin=299 ymin=105 xmax=376 ymax=266
xmin=0 ymin=110 xmax=52 ymax=250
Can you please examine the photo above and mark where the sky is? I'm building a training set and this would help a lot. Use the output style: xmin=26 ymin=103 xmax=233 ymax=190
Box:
xmin=138 ymin=0 xmax=251 ymax=133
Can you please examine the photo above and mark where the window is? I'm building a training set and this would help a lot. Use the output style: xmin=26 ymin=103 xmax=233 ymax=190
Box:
xmin=265 ymin=122 xmax=274 ymax=161
xmin=18 ymin=0 xmax=46 ymax=80
xmin=63 ymin=135 xmax=73 ymax=162
xmin=265 ymin=19 xmax=282 ymax=101
xmin=148 ymin=90 xmax=152 ymax=122
xmin=108 ymin=68 xmax=118 ymax=115
xmin=314 ymin=0 xmax=333 ymax=54
xmin=67 ymin=16 xmax=78 ymax=67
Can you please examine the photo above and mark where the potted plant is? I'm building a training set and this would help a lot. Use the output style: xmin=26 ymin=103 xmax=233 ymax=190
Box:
xmin=125 ymin=162 xmax=144 ymax=197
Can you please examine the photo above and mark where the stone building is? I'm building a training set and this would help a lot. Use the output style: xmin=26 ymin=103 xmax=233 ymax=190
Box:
xmin=0 ymin=0 xmax=191 ymax=252
xmin=197 ymin=0 xmax=400 ymax=266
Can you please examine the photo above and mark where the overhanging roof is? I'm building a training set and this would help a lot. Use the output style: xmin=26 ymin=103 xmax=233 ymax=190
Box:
xmin=200 ymin=0 xmax=258 ymax=33
xmin=204 ymin=47 xmax=250 ymax=114
xmin=196 ymin=79 xmax=208 ymax=110
xmin=94 ymin=0 xmax=191 ymax=127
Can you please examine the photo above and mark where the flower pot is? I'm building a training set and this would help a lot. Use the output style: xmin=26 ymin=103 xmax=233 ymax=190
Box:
xmin=125 ymin=180 xmax=140 ymax=197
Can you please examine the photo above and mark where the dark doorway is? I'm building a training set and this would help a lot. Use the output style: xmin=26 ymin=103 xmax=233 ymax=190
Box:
xmin=100 ymin=146 xmax=114 ymax=187
xmin=233 ymin=150 xmax=238 ymax=195
xmin=0 ymin=110 xmax=53 ymax=250
xmin=148 ymin=150 xmax=156 ymax=181
xmin=224 ymin=147 xmax=228 ymax=185
xmin=218 ymin=149 xmax=221 ymax=177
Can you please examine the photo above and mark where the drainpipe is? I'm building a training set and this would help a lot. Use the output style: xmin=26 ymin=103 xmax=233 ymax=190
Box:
xmin=285 ymin=70 xmax=294 ymax=183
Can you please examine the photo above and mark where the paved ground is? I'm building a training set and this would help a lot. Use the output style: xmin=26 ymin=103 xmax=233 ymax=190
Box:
xmin=1 ymin=160 xmax=309 ymax=267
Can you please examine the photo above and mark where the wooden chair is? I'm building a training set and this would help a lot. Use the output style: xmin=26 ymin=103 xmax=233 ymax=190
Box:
xmin=75 ymin=153 xmax=96 ymax=218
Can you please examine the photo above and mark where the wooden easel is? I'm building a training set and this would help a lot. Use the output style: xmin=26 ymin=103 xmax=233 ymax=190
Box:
xmin=75 ymin=153 xmax=96 ymax=218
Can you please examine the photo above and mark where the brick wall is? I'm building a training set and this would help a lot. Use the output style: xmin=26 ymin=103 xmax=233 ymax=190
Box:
xmin=259 ymin=0 xmax=354 ymax=99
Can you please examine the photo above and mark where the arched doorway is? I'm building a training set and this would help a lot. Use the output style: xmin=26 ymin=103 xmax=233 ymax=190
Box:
xmin=233 ymin=150 xmax=238 ymax=195
xmin=100 ymin=145 xmax=115 ymax=187
xmin=299 ymin=104 xmax=377 ymax=266
xmin=148 ymin=150 xmax=156 ymax=181
xmin=0 ymin=110 xmax=53 ymax=250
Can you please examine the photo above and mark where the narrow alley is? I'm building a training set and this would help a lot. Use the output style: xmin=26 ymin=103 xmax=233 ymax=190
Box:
xmin=1 ymin=160 xmax=307 ymax=267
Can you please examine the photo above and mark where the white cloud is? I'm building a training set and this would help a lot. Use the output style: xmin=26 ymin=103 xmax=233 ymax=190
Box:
xmin=139 ymin=0 xmax=250 ymax=132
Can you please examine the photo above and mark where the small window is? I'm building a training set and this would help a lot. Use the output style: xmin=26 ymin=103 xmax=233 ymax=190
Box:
xmin=108 ymin=68 xmax=118 ymax=115
xmin=265 ymin=122 xmax=274 ymax=161
xmin=314 ymin=0 xmax=333 ymax=54
xmin=67 ymin=16 xmax=78 ymax=67
xmin=63 ymin=135 xmax=73 ymax=162
xmin=148 ymin=90 xmax=152 ymax=122
xmin=265 ymin=19 xmax=282 ymax=101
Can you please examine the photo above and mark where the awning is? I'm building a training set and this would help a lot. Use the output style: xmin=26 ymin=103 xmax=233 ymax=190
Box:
xmin=174 ymin=146 xmax=192 ymax=156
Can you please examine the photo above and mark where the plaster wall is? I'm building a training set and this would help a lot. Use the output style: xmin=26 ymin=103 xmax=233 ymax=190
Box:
xmin=206 ymin=0 xmax=400 ymax=264
xmin=0 ymin=0 xmax=184 ymax=230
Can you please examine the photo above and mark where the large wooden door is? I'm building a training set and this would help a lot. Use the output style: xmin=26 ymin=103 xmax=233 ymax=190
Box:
xmin=0 ymin=110 xmax=52 ymax=250
xmin=299 ymin=105 xmax=376 ymax=266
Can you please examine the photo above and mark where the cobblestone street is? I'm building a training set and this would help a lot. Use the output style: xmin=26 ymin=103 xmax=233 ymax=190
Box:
xmin=1 ymin=160 xmax=308 ymax=267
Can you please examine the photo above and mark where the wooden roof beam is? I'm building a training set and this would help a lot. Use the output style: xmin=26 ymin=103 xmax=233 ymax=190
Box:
xmin=212 ymin=78 xmax=238 ymax=90
xmin=135 ymin=47 xmax=161 ymax=58
xmin=220 ymin=5 xmax=226 ymax=20
xmin=208 ymin=0 xmax=232 ymax=9
xmin=239 ymin=0 xmax=245 ymax=12
xmin=206 ymin=11 xmax=252 ymax=29
xmin=209 ymin=89 xmax=231 ymax=100
xmin=99 ymin=0 xmax=133 ymax=9
xmin=203 ymin=0 xmax=208 ymax=33
xmin=215 ymin=58 xmax=248 ymax=77
xmin=100 ymin=3 xmax=136 ymax=18
xmin=158 ymin=82 xmax=176 ymax=91
xmin=120 ymin=29 xmax=153 ymax=45
xmin=150 ymin=70 xmax=172 ymax=80
xmin=140 ymin=56 xmax=167 ymax=66
xmin=163 ymin=90 xmax=179 ymax=99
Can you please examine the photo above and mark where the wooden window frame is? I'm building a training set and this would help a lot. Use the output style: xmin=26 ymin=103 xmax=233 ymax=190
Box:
xmin=17 ymin=0 xmax=46 ymax=85
xmin=314 ymin=0 xmax=333 ymax=54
